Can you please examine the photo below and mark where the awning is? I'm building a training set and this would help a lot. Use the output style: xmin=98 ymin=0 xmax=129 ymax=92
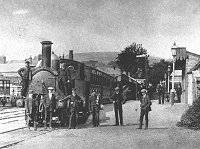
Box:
xmin=175 ymin=47 xmax=187 ymax=61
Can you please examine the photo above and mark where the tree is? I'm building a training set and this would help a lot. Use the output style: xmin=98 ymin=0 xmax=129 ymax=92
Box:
xmin=116 ymin=43 xmax=147 ymax=75
xmin=149 ymin=59 xmax=172 ymax=87
xmin=107 ymin=60 xmax=117 ymax=69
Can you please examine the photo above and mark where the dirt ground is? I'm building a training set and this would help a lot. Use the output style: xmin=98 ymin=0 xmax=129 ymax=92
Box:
xmin=7 ymin=100 xmax=200 ymax=149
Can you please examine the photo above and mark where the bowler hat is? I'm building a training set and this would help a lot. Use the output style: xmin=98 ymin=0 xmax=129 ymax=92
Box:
xmin=25 ymin=59 xmax=30 ymax=63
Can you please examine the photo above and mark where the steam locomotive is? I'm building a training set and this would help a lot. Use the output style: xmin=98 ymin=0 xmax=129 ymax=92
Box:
xmin=26 ymin=41 xmax=117 ymax=126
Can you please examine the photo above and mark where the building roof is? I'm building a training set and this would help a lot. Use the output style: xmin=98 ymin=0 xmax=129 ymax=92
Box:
xmin=170 ymin=70 xmax=182 ymax=77
xmin=0 ymin=63 xmax=25 ymax=73
xmin=186 ymin=51 xmax=200 ymax=58
xmin=115 ymin=74 xmax=140 ymax=84
xmin=188 ymin=61 xmax=200 ymax=74
xmin=97 ymin=67 xmax=121 ymax=77
xmin=174 ymin=48 xmax=200 ymax=61
xmin=175 ymin=47 xmax=187 ymax=61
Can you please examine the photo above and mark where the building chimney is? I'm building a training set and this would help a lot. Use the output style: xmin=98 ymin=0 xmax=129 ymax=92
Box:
xmin=29 ymin=56 xmax=32 ymax=65
xmin=69 ymin=50 xmax=73 ymax=60
xmin=41 ymin=41 xmax=53 ymax=67
xmin=3 ymin=56 xmax=6 ymax=64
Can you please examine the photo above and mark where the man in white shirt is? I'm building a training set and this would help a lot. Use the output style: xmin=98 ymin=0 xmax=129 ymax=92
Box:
xmin=43 ymin=87 xmax=56 ymax=129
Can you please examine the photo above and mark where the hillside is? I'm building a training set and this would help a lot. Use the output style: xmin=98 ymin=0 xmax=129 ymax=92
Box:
xmin=66 ymin=52 xmax=170 ymax=65
xmin=67 ymin=52 xmax=119 ymax=64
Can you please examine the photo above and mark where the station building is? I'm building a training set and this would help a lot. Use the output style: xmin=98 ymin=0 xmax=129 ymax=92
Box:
xmin=173 ymin=44 xmax=200 ymax=105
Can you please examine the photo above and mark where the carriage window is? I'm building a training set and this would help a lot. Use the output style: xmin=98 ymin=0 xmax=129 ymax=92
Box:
xmin=91 ymin=73 xmax=93 ymax=83
xmin=97 ymin=73 xmax=100 ymax=85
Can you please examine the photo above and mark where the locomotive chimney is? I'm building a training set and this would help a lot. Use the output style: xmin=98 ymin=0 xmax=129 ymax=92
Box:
xmin=41 ymin=41 xmax=53 ymax=67
xmin=69 ymin=50 xmax=73 ymax=60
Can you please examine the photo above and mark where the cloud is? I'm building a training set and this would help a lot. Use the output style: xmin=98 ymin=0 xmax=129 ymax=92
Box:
xmin=12 ymin=9 xmax=29 ymax=15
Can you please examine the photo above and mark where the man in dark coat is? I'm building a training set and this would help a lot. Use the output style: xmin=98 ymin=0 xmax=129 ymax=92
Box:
xmin=67 ymin=88 xmax=82 ymax=129
xmin=176 ymin=84 xmax=182 ymax=103
xmin=156 ymin=82 xmax=165 ymax=104
xmin=43 ymin=87 xmax=56 ymax=129
xmin=96 ymin=93 xmax=103 ymax=127
xmin=18 ymin=59 xmax=32 ymax=97
xmin=89 ymin=90 xmax=102 ymax=127
xmin=25 ymin=90 xmax=39 ymax=130
xmin=147 ymin=83 xmax=154 ymax=100
xmin=111 ymin=87 xmax=124 ymax=126
xmin=138 ymin=89 xmax=152 ymax=130
xmin=58 ymin=63 xmax=71 ymax=96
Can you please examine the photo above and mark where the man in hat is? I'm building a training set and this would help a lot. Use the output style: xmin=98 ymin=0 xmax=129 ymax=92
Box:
xmin=43 ymin=87 xmax=56 ymax=129
xmin=25 ymin=90 xmax=39 ymax=131
xmin=111 ymin=87 xmax=124 ymax=126
xmin=138 ymin=89 xmax=152 ymax=130
xmin=176 ymin=83 xmax=182 ymax=103
xmin=89 ymin=89 xmax=101 ymax=127
xmin=156 ymin=82 xmax=165 ymax=104
xmin=18 ymin=59 xmax=32 ymax=97
xmin=58 ymin=63 xmax=71 ymax=96
xmin=67 ymin=88 xmax=82 ymax=129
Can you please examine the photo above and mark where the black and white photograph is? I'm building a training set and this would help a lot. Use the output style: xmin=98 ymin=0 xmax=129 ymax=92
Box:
xmin=0 ymin=0 xmax=200 ymax=148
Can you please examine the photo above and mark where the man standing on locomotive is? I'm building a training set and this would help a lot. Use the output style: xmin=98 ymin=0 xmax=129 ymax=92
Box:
xmin=18 ymin=59 xmax=32 ymax=97
xmin=43 ymin=87 xmax=56 ymax=129
xmin=25 ymin=90 xmax=38 ymax=131
xmin=67 ymin=88 xmax=82 ymax=129
xmin=58 ymin=63 xmax=71 ymax=96
xmin=111 ymin=87 xmax=124 ymax=126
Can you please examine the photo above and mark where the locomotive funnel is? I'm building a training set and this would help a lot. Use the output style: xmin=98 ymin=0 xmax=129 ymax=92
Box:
xmin=41 ymin=41 xmax=53 ymax=68
xmin=69 ymin=50 xmax=73 ymax=60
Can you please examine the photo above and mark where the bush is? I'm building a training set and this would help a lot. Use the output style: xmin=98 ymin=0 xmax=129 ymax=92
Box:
xmin=177 ymin=97 xmax=200 ymax=129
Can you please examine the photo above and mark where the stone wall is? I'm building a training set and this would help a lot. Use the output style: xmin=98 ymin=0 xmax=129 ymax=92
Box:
xmin=183 ymin=53 xmax=200 ymax=104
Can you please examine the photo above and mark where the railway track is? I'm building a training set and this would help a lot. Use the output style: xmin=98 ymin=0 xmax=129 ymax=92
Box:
xmin=0 ymin=107 xmax=30 ymax=148
xmin=0 ymin=108 xmax=26 ymax=134
xmin=0 ymin=107 xmax=87 ymax=148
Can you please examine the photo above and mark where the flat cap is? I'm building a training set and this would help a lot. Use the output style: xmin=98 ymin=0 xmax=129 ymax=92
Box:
xmin=141 ymin=89 xmax=147 ymax=93
xmin=115 ymin=87 xmax=119 ymax=90
xmin=48 ymin=87 xmax=54 ymax=90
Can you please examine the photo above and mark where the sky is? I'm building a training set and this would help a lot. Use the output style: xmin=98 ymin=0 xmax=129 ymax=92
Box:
xmin=0 ymin=0 xmax=200 ymax=60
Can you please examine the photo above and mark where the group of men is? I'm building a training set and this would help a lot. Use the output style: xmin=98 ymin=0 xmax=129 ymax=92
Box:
xmin=25 ymin=87 xmax=57 ymax=130
xmin=111 ymin=86 xmax=152 ymax=130
xmin=25 ymin=87 xmax=83 ymax=130
xmin=156 ymin=81 xmax=182 ymax=104
xmin=18 ymin=59 xmax=84 ymax=130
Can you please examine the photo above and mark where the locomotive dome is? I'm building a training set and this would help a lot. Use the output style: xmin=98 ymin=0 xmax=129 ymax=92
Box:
xmin=51 ymin=52 xmax=59 ymax=60
xmin=51 ymin=52 xmax=60 ymax=71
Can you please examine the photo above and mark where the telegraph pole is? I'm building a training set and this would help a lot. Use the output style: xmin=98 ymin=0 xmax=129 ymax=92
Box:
xmin=136 ymin=54 xmax=149 ymax=88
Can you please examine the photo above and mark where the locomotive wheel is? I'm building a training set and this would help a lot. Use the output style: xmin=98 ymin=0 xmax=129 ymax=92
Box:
xmin=16 ymin=99 xmax=24 ymax=108
xmin=11 ymin=95 xmax=17 ymax=107
xmin=1 ymin=100 xmax=6 ymax=107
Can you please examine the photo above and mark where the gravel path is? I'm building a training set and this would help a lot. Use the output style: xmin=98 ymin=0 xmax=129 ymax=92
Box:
xmin=7 ymin=100 xmax=200 ymax=149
